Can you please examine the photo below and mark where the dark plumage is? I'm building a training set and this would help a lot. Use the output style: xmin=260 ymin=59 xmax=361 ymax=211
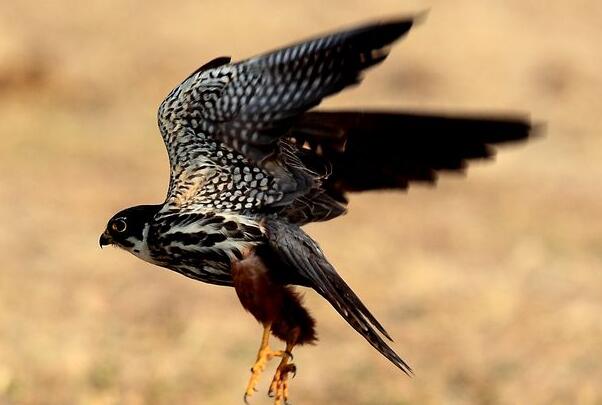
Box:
xmin=100 ymin=15 xmax=535 ymax=404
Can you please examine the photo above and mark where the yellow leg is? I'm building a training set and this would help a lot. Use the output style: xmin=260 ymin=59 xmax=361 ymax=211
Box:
xmin=244 ymin=324 xmax=284 ymax=403
xmin=268 ymin=342 xmax=297 ymax=405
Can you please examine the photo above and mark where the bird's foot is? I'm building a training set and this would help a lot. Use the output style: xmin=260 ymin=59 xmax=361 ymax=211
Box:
xmin=268 ymin=353 xmax=296 ymax=405
xmin=244 ymin=346 xmax=284 ymax=403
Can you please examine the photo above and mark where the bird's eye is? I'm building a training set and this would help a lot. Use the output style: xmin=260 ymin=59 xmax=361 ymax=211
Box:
xmin=112 ymin=218 xmax=127 ymax=233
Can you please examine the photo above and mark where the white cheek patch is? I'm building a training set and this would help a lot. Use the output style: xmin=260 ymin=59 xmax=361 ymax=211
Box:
xmin=125 ymin=237 xmax=155 ymax=263
xmin=122 ymin=224 xmax=156 ymax=265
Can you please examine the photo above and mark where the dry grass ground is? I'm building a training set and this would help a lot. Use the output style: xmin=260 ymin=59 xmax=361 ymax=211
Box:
xmin=1 ymin=1 xmax=601 ymax=404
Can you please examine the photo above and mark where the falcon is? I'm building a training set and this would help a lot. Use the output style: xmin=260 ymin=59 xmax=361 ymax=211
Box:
xmin=100 ymin=15 xmax=533 ymax=404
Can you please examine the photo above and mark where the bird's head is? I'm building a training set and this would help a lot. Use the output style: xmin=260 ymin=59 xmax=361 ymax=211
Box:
xmin=99 ymin=205 xmax=161 ymax=256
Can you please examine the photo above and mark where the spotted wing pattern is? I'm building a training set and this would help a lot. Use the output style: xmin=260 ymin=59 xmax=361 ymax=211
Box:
xmin=156 ymin=18 xmax=416 ymax=215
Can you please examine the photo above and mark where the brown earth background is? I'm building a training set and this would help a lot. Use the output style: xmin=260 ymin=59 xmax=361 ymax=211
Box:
xmin=1 ymin=1 xmax=601 ymax=404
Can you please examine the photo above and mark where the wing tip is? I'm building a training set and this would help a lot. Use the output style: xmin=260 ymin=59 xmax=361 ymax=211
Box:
xmin=375 ymin=9 xmax=430 ymax=36
xmin=377 ymin=333 xmax=414 ymax=376
xmin=398 ymin=359 xmax=415 ymax=377
xmin=530 ymin=120 xmax=547 ymax=140
xmin=488 ymin=115 xmax=544 ymax=145
xmin=348 ymin=12 xmax=424 ymax=52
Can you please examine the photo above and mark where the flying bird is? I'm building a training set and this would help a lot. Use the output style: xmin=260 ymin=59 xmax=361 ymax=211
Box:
xmin=100 ymin=15 xmax=533 ymax=405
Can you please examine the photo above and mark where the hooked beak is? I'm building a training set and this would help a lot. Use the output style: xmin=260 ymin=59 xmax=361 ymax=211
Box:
xmin=99 ymin=231 xmax=113 ymax=248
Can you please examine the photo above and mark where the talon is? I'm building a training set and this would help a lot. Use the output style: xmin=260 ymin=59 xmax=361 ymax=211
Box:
xmin=269 ymin=354 xmax=296 ymax=404
xmin=242 ymin=326 xmax=299 ymax=405
xmin=244 ymin=325 xmax=282 ymax=402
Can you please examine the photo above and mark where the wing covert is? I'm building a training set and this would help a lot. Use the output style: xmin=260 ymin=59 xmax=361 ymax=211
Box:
xmin=156 ymin=17 xmax=418 ymax=212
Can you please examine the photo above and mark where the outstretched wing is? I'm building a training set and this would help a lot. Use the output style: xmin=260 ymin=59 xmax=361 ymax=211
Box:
xmin=289 ymin=111 xmax=535 ymax=203
xmin=157 ymin=17 xmax=417 ymax=212
xmin=263 ymin=220 xmax=413 ymax=375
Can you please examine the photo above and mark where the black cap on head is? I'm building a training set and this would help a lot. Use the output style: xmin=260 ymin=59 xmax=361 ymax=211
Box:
xmin=100 ymin=204 xmax=161 ymax=249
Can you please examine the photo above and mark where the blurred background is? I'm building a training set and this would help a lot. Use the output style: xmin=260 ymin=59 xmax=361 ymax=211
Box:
xmin=1 ymin=0 xmax=601 ymax=404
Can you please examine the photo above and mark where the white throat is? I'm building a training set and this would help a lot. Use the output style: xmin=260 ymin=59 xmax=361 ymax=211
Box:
xmin=124 ymin=223 xmax=156 ymax=265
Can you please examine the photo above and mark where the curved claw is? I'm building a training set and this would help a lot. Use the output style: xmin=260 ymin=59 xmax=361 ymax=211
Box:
xmin=245 ymin=348 xmax=281 ymax=402
xmin=244 ymin=386 xmax=260 ymax=404
xmin=269 ymin=362 xmax=297 ymax=404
